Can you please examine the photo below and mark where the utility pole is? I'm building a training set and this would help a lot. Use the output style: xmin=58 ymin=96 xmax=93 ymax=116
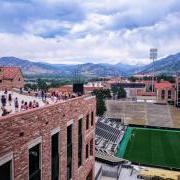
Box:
xmin=150 ymin=48 xmax=158 ymax=93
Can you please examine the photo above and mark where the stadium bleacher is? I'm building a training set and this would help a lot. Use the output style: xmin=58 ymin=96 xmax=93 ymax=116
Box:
xmin=95 ymin=117 xmax=127 ymax=156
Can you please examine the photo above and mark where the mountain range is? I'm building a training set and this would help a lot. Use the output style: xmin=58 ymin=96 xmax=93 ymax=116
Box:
xmin=0 ymin=52 xmax=180 ymax=78
xmin=0 ymin=57 xmax=139 ymax=77
xmin=139 ymin=52 xmax=180 ymax=75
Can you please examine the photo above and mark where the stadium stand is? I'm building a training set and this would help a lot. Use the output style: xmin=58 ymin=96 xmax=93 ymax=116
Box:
xmin=95 ymin=117 xmax=127 ymax=157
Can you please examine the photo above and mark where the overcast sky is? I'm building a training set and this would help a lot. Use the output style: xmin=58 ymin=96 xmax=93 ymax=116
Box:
xmin=0 ymin=0 xmax=180 ymax=64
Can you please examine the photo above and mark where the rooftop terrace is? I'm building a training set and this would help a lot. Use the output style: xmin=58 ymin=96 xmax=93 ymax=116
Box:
xmin=0 ymin=90 xmax=84 ymax=117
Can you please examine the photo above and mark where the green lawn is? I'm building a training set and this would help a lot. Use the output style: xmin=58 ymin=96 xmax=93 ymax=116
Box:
xmin=116 ymin=127 xmax=180 ymax=169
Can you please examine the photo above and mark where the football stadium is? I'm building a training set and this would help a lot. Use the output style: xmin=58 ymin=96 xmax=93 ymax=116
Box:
xmin=95 ymin=117 xmax=180 ymax=179
xmin=116 ymin=126 xmax=180 ymax=169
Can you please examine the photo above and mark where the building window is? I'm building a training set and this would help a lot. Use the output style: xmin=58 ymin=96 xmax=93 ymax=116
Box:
xmin=161 ymin=90 xmax=165 ymax=99
xmin=78 ymin=119 xmax=83 ymax=167
xmin=19 ymin=78 xmax=21 ymax=81
xmin=90 ymin=139 xmax=93 ymax=156
xmin=0 ymin=80 xmax=2 ymax=83
xmin=29 ymin=144 xmax=41 ymax=180
xmin=86 ymin=144 xmax=89 ymax=159
xmin=51 ymin=132 xmax=59 ymax=180
xmin=86 ymin=169 xmax=93 ymax=180
xmin=86 ymin=114 xmax=89 ymax=130
xmin=67 ymin=125 xmax=72 ymax=180
xmin=0 ymin=160 xmax=12 ymax=180
xmin=91 ymin=112 xmax=94 ymax=126
xmin=168 ymin=90 xmax=171 ymax=99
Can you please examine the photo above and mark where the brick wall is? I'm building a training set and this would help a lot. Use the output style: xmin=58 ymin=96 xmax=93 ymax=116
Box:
xmin=0 ymin=95 xmax=96 ymax=180
xmin=0 ymin=71 xmax=24 ymax=90
xmin=156 ymin=88 xmax=175 ymax=103
xmin=12 ymin=71 xmax=25 ymax=89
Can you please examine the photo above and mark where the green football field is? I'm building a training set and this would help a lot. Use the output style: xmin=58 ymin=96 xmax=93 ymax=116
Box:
xmin=116 ymin=127 xmax=180 ymax=169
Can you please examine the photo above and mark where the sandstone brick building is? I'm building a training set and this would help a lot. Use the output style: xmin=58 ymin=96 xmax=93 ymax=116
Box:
xmin=49 ymin=83 xmax=103 ymax=95
xmin=154 ymin=81 xmax=175 ymax=104
xmin=0 ymin=67 xmax=24 ymax=90
xmin=0 ymin=95 xmax=96 ymax=180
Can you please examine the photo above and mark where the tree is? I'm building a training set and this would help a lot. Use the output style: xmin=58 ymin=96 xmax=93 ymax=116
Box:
xmin=50 ymin=80 xmax=61 ymax=88
xmin=31 ymin=84 xmax=38 ymax=91
xmin=128 ymin=76 xmax=138 ymax=82
xmin=92 ymin=89 xmax=111 ymax=99
xmin=157 ymin=75 xmax=175 ymax=83
xmin=111 ymin=86 xmax=119 ymax=98
xmin=24 ymin=83 xmax=32 ymax=91
xmin=96 ymin=98 xmax=106 ymax=116
xmin=92 ymin=89 xmax=111 ymax=116
xmin=111 ymin=86 xmax=126 ymax=99
xmin=37 ymin=79 xmax=48 ymax=91
xmin=117 ymin=86 xmax=126 ymax=99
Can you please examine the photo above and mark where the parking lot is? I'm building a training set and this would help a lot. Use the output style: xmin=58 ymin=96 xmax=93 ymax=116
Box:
xmin=106 ymin=100 xmax=177 ymax=128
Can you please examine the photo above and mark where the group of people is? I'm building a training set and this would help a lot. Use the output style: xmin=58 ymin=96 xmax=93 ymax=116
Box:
xmin=0 ymin=88 xmax=81 ymax=116
xmin=50 ymin=91 xmax=78 ymax=102
xmin=1 ymin=90 xmax=13 ymax=116
xmin=1 ymin=90 xmax=40 ymax=116
xmin=35 ymin=90 xmax=77 ymax=102
xmin=34 ymin=90 xmax=47 ymax=101
xmin=19 ymin=100 xmax=39 ymax=111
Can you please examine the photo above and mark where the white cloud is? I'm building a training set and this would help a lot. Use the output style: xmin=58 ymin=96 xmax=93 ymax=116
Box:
xmin=0 ymin=0 xmax=180 ymax=64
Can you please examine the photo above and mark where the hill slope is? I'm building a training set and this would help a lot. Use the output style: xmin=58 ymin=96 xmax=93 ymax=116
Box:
xmin=0 ymin=53 xmax=179 ymax=77
xmin=140 ymin=53 xmax=180 ymax=75
xmin=0 ymin=57 xmax=60 ymax=75
xmin=0 ymin=57 xmax=139 ymax=77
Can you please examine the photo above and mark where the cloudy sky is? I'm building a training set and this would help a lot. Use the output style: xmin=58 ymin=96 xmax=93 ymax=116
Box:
xmin=0 ymin=0 xmax=180 ymax=65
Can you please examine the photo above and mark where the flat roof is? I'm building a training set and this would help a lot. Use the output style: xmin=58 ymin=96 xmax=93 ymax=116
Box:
xmin=0 ymin=91 xmax=93 ymax=118
xmin=0 ymin=91 xmax=46 ymax=116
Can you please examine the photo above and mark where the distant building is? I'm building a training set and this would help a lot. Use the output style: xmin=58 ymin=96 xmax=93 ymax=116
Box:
xmin=49 ymin=82 xmax=103 ymax=95
xmin=110 ymin=82 xmax=146 ymax=98
xmin=84 ymin=82 xmax=103 ymax=93
xmin=49 ymin=85 xmax=73 ymax=94
xmin=133 ymin=74 xmax=153 ymax=80
xmin=0 ymin=66 xmax=24 ymax=90
xmin=154 ymin=81 xmax=175 ymax=104
xmin=175 ymin=77 xmax=180 ymax=107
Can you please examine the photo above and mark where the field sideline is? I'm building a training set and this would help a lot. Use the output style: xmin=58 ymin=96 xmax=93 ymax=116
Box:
xmin=116 ymin=127 xmax=180 ymax=169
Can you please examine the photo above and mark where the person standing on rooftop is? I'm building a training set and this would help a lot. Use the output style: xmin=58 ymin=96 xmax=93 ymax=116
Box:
xmin=8 ymin=93 xmax=12 ymax=106
xmin=1 ymin=95 xmax=6 ymax=108
xmin=14 ymin=97 xmax=19 ymax=112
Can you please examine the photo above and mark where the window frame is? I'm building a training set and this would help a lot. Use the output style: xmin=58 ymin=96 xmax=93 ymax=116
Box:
xmin=78 ymin=118 xmax=83 ymax=167
xmin=86 ymin=144 xmax=89 ymax=159
xmin=28 ymin=137 xmax=42 ymax=180
xmin=0 ymin=152 xmax=14 ymax=180
xmin=67 ymin=123 xmax=73 ymax=180
xmin=91 ymin=112 xmax=94 ymax=126
xmin=90 ymin=139 xmax=93 ymax=156
xmin=51 ymin=127 xmax=60 ymax=180
xmin=86 ymin=114 xmax=89 ymax=130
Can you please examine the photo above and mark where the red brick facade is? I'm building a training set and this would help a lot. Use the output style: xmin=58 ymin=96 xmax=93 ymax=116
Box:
xmin=0 ymin=67 xmax=24 ymax=90
xmin=0 ymin=95 xmax=96 ymax=180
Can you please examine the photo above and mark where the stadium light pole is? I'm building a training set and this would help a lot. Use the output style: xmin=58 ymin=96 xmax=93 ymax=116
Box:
xmin=150 ymin=48 xmax=158 ymax=93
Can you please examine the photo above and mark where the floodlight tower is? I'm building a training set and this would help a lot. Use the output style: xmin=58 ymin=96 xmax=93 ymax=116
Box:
xmin=150 ymin=48 xmax=158 ymax=93
xmin=176 ymin=74 xmax=180 ymax=107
